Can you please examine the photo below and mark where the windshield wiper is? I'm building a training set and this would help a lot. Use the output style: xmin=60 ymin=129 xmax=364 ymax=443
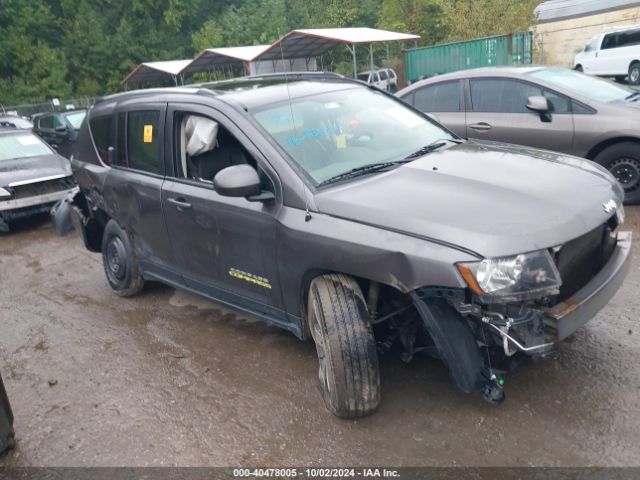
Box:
xmin=317 ymin=160 xmax=411 ymax=187
xmin=625 ymin=91 xmax=640 ymax=101
xmin=403 ymin=138 xmax=462 ymax=160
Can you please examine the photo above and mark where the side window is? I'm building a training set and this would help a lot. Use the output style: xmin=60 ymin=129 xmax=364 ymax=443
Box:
xmin=543 ymin=90 xmax=571 ymax=113
xmin=620 ymin=29 xmax=640 ymax=48
xmin=572 ymin=100 xmax=594 ymax=115
xmin=125 ymin=110 xmax=162 ymax=174
xmin=601 ymin=33 xmax=619 ymax=50
xmin=89 ymin=114 xmax=112 ymax=164
xmin=53 ymin=115 xmax=65 ymax=129
xmin=470 ymin=78 xmax=541 ymax=113
xmin=414 ymin=81 xmax=460 ymax=112
xmin=379 ymin=70 xmax=388 ymax=80
xmin=173 ymin=113 xmax=259 ymax=185
xmin=39 ymin=115 xmax=53 ymax=129
xmin=399 ymin=92 xmax=415 ymax=106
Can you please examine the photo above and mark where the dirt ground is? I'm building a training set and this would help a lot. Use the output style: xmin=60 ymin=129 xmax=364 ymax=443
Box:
xmin=0 ymin=208 xmax=639 ymax=467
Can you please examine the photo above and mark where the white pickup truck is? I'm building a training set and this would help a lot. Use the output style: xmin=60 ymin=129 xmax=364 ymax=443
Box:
xmin=574 ymin=25 xmax=640 ymax=85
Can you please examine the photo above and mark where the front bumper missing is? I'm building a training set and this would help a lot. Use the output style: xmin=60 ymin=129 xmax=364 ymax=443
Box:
xmin=544 ymin=231 xmax=632 ymax=341
xmin=0 ymin=187 xmax=79 ymax=213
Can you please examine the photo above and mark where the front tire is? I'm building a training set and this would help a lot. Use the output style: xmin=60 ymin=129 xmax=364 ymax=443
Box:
xmin=101 ymin=219 xmax=144 ymax=297
xmin=629 ymin=62 xmax=640 ymax=85
xmin=575 ymin=65 xmax=583 ymax=72
xmin=595 ymin=142 xmax=640 ymax=204
xmin=307 ymin=274 xmax=380 ymax=418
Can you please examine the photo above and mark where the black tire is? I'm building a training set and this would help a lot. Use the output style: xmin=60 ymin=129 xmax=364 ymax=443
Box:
xmin=101 ymin=219 xmax=144 ymax=297
xmin=307 ymin=274 xmax=380 ymax=418
xmin=629 ymin=62 xmax=640 ymax=85
xmin=575 ymin=65 xmax=583 ymax=72
xmin=595 ymin=142 xmax=640 ymax=204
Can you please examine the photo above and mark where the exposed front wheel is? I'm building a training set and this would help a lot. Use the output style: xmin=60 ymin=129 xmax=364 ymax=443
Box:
xmin=595 ymin=142 xmax=640 ymax=204
xmin=101 ymin=219 xmax=144 ymax=297
xmin=574 ymin=65 xmax=583 ymax=72
xmin=307 ymin=274 xmax=380 ymax=418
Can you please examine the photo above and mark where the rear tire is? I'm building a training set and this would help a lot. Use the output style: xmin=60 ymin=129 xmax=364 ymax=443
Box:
xmin=629 ymin=62 xmax=640 ymax=85
xmin=307 ymin=274 xmax=380 ymax=418
xmin=575 ymin=65 xmax=583 ymax=72
xmin=594 ymin=142 xmax=640 ymax=204
xmin=101 ymin=219 xmax=144 ymax=297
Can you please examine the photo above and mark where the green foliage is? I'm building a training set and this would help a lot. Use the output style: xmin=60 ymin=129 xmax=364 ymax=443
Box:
xmin=0 ymin=0 xmax=542 ymax=105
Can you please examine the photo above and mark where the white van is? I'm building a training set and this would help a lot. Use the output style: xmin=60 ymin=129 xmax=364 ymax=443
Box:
xmin=574 ymin=25 xmax=640 ymax=84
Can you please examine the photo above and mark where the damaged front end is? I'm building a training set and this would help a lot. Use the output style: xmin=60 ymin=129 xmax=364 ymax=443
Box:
xmin=50 ymin=189 xmax=104 ymax=251
xmin=408 ymin=218 xmax=632 ymax=404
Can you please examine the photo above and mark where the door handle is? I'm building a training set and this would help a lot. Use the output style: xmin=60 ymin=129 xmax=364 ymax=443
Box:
xmin=167 ymin=197 xmax=192 ymax=210
xmin=469 ymin=122 xmax=493 ymax=132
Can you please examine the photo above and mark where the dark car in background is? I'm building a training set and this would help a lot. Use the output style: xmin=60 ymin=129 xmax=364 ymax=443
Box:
xmin=0 ymin=127 xmax=77 ymax=232
xmin=397 ymin=66 xmax=640 ymax=203
xmin=55 ymin=74 xmax=631 ymax=418
xmin=32 ymin=110 xmax=87 ymax=158
xmin=0 ymin=115 xmax=33 ymax=130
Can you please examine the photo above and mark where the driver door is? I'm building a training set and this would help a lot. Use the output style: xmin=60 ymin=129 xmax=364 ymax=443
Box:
xmin=161 ymin=103 xmax=286 ymax=320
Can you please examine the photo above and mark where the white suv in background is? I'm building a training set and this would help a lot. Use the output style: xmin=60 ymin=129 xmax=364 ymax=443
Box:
xmin=574 ymin=25 xmax=640 ymax=84
xmin=357 ymin=68 xmax=398 ymax=92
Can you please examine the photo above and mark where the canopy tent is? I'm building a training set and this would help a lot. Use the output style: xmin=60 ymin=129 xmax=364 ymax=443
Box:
xmin=181 ymin=45 xmax=271 ymax=78
xmin=120 ymin=59 xmax=192 ymax=87
xmin=255 ymin=28 xmax=420 ymax=77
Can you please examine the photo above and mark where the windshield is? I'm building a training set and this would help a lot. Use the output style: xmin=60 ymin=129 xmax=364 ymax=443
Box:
xmin=529 ymin=68 xmax=636 ymax=103
xmin=65 ymin=111 xmax=86 ymax=129
xmin=357 ymin=74 xmax=370 ymax=82
xmin=0 ymin=132 xmax=52 ymax=162
xmin=253 ymin=88 xmax=453 ymax=185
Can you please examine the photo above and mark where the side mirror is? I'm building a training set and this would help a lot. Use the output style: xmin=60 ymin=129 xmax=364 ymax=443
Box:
xmin=526 ymin=96 xmax=549 ymax=113
xmin=213 ymin=165 xmax=261 ymax=198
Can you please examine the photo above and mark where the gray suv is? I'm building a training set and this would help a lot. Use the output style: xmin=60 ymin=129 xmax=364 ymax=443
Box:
xmin=57 ymin=74 xmax=631 ymax=418
xmin=397 ymin=66 xmax=640 ymax=203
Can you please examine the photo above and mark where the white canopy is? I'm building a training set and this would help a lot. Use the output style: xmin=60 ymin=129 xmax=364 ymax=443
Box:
xmin=120 ymin=59 xmax=192 ymax=86
xmin=255 ymin=28 xmax=420 ymax=77
xmin=181 ymin=45 xmax=271 ymax=76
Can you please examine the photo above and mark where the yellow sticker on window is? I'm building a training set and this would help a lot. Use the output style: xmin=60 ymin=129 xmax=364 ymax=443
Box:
xmin=143 ymin=124 xmax=153 ymax=143
xmin=336 ymin=134 xmax=347 ymax=149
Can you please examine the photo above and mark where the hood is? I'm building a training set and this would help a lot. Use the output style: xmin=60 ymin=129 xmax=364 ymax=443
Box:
xmin=315 ymin=141 xmax=623 ymax=258
xmin=0 ymin=154 xmax=72 ymax=187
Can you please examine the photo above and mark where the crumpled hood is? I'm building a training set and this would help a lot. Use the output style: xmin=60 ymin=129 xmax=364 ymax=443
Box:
xmin=315 ymin=141 xmax=623 ymax=258
xmin=0 ymin=154 xmax=72 ymax=187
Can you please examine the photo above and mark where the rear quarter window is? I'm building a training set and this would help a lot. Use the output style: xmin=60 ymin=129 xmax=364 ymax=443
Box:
xmin=89 ymin=114 xmax=112 ymax=165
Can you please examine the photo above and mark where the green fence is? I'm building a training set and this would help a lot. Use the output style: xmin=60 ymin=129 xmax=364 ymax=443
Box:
xmin=405 ymin=32 xmax=533 ymax=83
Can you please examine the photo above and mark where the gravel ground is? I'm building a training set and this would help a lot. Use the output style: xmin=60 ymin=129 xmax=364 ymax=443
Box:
xmin=0 ymin=208 xmax=639 ymax=467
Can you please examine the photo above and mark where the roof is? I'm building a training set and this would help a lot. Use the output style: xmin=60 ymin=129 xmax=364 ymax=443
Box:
xmin=100 ymin=75 xmax=364 ymax=112
xmin=535 ymin=0 xmax=640 ymax=23
xmin=256 ymin=28 xmax=420 ymax=62
xmin=181 ymin=45 xmax=270 ymax=76
xmin=120 ymin=59 xmax=192 ymax=85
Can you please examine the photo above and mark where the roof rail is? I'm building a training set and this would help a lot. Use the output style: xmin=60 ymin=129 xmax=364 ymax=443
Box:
xmin=602 ymin=23 xmax=640 ymax=33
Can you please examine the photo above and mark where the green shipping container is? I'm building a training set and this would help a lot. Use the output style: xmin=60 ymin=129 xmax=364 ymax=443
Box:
xmin=405 ymin=32 xmax=533 ymax=83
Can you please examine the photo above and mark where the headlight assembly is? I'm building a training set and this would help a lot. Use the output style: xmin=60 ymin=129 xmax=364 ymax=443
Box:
xmin=457 ymin=249 xmax=562 ymax=301
xmin=0 ymin=187 xmax=11 ymax=200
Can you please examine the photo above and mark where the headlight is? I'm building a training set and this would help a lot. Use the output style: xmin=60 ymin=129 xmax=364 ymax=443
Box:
xmin=457 ymin=249 xmax=562 ymax=300
xmin=0 ymin=187 xmax=11 ymax=199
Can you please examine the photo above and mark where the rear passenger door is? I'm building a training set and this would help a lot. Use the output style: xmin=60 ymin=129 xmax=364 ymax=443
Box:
xmin=406 ymin=80 xmax=466 ymax=137
xmin=103 ymin=104 xmax=178 ymax=281
xmin=161 ymin=103 xmax=285 ymax=320
xmin=464 ymin=77 xmax=574 ymax=154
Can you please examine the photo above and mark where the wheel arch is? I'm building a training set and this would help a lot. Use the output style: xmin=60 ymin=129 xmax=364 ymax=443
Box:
xmin=586 ymin=136 xmax=640 ymax=161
